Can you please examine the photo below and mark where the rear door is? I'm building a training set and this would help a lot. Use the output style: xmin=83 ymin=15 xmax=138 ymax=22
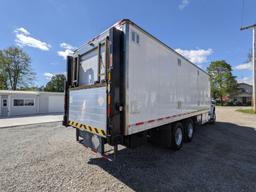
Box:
xmin=65 ymin=26 xmax=125 ymax=142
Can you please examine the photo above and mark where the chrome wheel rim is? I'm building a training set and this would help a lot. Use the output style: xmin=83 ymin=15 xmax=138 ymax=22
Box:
xmin=175 ymin=127 xmax=182 ymax=146
xmin=188 ymin=123 xmax=193 ymax=138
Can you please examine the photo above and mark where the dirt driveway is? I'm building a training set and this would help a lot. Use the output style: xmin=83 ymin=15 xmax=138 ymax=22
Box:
xmin=0 ymin=107 xmax=255 ymax=192
xmin=217 ymin=106 xmax=256 ymax=127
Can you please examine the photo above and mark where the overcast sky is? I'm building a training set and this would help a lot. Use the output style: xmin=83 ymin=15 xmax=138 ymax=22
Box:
xmin=0 ymin=0 xmax=255 ymax=86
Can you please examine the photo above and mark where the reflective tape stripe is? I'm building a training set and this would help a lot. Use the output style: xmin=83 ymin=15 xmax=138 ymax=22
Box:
xmin=68 ymin=120 xmax=106 ymax=137
xmin=129 ymin=109 xmax=209 ymax=128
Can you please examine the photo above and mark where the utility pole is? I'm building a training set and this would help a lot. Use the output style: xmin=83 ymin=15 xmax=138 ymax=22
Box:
xmin=241 ymin=24 xmax=256 ymax=112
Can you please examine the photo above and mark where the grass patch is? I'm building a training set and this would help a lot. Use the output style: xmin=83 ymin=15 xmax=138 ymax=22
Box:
xmin=236 ymin=108 xmax=256 ymax=114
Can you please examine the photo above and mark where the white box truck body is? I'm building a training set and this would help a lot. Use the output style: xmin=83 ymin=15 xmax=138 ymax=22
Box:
xmin=63 ymin=19 xmax=215 ymax=157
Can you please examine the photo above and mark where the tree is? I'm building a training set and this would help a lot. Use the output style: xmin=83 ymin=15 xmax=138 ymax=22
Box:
xmin=207 ymin=60 xmax=238 ymax=106
xmin=0 ymin=47 xmax=35 ymax=90
xmin=0 ymin=53 xmax=8 ymax=90
xmin=44 ymin=74 xmax=66 ymax=92
xmin=0 ymin=74 xmax=7 ymax=89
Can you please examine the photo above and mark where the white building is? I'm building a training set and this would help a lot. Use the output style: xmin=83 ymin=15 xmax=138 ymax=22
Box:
xmin=0 ymin=90 xmax=64 ymax=117
xmin=231 ymin=83 xmax=252 ymax=105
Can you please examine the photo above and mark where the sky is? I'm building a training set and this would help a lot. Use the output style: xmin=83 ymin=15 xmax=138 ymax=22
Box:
xmin=0 ymin=0 xmax=255 ymax=86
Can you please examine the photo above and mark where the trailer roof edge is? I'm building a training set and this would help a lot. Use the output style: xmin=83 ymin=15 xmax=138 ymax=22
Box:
xmin=74 ymin=19 xmax=209 ymax=77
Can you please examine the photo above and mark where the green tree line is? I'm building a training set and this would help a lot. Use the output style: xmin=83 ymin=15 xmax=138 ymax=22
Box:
xmin=0 ymin=46 xmax=65 ymax=92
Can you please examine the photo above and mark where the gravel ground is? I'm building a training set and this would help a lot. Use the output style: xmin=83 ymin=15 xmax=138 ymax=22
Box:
xmin=0 ymin=107 xmax=256 ymax=192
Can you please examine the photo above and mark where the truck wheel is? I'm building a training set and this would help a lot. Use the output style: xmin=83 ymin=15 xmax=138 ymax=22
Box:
xmin=171 ymin=122 xmax=183 ymax=150
xmin=184 ymin=119 xmax=194 ymax=142
xmin=209 ymin=112 xmax=216 ymax=124
xmin=212 ymin=113 xmax=216 ymax=124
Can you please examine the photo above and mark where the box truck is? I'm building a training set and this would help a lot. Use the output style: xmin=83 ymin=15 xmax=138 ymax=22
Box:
xmin=63 ymin=19 xmax=216 ymax=158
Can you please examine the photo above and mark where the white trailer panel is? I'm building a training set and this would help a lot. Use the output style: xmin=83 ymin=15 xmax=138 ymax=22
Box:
xmin=126 ymin=24 xmax=210 ymax=135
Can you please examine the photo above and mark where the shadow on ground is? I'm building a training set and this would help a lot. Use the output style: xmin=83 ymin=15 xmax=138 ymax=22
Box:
xmin=88 ymin=122 xmax=256 ymax=192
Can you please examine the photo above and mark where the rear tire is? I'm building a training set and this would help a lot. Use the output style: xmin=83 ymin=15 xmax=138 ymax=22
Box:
xmin=171 ymin=122 xmax=183 ymax=150
xmin=209 ymin=112 xmax=216 ymax=124
xmin=184 ymin=119 xmax=194 ymax=142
